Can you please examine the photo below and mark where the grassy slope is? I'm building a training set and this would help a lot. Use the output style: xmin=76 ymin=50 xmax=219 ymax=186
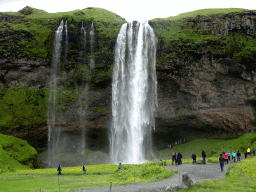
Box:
xmin=0 ymin=133 xmax=40 ymax=172
xmin=155 ymin=132 xmax=256 ymax=160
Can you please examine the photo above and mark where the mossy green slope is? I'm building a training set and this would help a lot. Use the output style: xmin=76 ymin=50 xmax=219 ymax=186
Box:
xmin=155 ymin=132 xmax=256 ymax=160
xmin=0 ymin=133 xmax=40 ymax=173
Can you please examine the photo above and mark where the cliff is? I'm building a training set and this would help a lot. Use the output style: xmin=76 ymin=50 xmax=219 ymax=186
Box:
xmin=0 ymin=7 xmax=256 ymax=150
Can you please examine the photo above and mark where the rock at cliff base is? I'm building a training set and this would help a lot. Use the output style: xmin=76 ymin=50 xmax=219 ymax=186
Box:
xmin=182 ymin=172 xmax=194 ymax=188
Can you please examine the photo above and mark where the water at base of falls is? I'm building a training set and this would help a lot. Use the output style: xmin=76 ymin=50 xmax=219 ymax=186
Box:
xmin=110 ymin=21 xmax=158 ymax=164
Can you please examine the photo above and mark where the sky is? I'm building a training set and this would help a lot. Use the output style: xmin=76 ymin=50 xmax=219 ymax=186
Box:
xmin=0 ymin=0 xmax=256 ymax=22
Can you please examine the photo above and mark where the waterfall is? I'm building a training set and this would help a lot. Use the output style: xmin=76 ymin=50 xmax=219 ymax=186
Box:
xmin=64 ymin=21 xmax=68 ymax=64
xmin=89 ymin=21 xmax=95 ymax=71
xmin=110 ymin=21 xmax=158 ymax=164
xmin=47 ymin=19 xmax=64 ymax=167
xmin=80 ymin=21 xmax=86 ymax=65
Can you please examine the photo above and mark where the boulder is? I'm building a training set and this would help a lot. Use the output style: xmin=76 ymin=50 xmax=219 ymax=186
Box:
xmin=182 ymin=172 xmax=194 ymax=187
xmin=197 ymin=159 xmax=204 ymax=164
xmin=166 ymin=184 xmax=180 ymax=191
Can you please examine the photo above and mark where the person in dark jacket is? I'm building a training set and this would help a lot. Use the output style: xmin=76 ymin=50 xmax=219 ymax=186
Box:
xmin=177 ymin=152 xmax=182 ymax=165
xmin=172 ymin=152 xmax=176 ymax=165
xmin=83 ymin=164 xmax=86 ymax=175
xmin=57 ymin=164 xmax=62 ymax=175
xmin=175 ymin=152 xmax=178 ymax=166
xmin=118 ymin=163 xmax=122 ymax=170
xmin=202 ymin=150 xmax=206 ymax=164
xmin=219 ymin=154 xmax=225 ymax=172
xmin=237 ymin=151 xmax=241 ymax=161
xmin=191 ymin=153 xmax=196 ymax=164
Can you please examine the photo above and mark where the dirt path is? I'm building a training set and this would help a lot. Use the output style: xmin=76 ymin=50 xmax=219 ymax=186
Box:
xmin=72 ymin=161 xmax=235 ymax=192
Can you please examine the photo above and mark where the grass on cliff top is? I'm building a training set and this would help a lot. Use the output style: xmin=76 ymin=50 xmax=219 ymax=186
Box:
xmin=0 ymin=162 xmax=176 ymax=192
xmin=155 ymin=132 xmax=256 ymax=160
xmin=0 ymin=133 xmax=39 ymax=173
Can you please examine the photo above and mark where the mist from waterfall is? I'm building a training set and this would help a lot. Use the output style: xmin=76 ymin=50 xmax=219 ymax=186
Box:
xmin=89 ymin=21 xmax=95 ymax=71
xmin=47 ymin=19 xmax=64 ymax=167
xmin=110 ymin=21 xmax=158 ymax=164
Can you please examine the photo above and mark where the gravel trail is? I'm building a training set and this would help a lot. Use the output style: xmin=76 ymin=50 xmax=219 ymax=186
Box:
xmin=72 ymin=162 xmax=235 ymax=192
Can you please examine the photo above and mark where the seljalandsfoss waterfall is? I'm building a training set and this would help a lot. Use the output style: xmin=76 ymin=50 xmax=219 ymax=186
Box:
xmin=110 ymin=21 xmax=158 ymax=164
xmin=47 ymin=20 xmax=93 ymax=167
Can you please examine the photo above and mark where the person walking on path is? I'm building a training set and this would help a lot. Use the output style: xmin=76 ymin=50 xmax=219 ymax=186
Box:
xmin=227 ymin=151 xmax=231 ymax=161
xmin=223 ymin=152 xmax=228 ymax=164
xmin=57 ymin=164 xmax=62 ymax=175
xmin=247 ymin=148 xmax=251 ymax=158
xmin=83 ymin=164 xmax=86 ymax=175
xmin=253 ymin=148 xmax=255 ymax=156
xmin=232 ymin=151 xmax=236 ymax=163
xmin=191 ymin=153 xmax=196 ymax=164
xmin=202 ymin=150 xmax=206 ymax=164
xmin=231 ymin=151 xmax=234 ymax=160
xmin=237 ymin=151 xmax=241 ymax=161
xmin=118 ymin=163 xmax=122 ymax=170
xmin=177 ymin=152 xmax=182 ymax=165
xmin=219 ymin=154 xmax=225 ymax=172
xmin=172 ymin=152 xmax=176 ymax=165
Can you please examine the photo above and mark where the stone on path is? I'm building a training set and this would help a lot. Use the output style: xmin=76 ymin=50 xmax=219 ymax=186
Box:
xmin=165 ymin=184 xmax=180 ymax=191
xmin=196 ymin=159 xmax=204 ymax=164
xmin=182 ymin=172 xmax=194 ymax=187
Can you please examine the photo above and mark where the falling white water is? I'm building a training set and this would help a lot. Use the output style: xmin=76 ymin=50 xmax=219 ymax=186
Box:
xmin=47 ymin=19 xmax=64 ymax=167
xmin=89 ymin=21 xmax=95 ymax=71
xmin=64 ymin=21 xmax=68 ymax=64
xmin=110 ymin=21 xmax=158 ymax=164
xmin=80 ymin=21 xmax=86 ymax=65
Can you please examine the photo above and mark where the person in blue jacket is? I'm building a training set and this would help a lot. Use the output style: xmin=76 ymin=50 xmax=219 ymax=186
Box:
xmin=227 ymin=151 xmax=232 ymax=161
xmin=232 ymin=151 xmax=236 ymax=162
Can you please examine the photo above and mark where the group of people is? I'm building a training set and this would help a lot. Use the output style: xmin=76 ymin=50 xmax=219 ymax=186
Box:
xmin=171 ymin=152 xmax=183 ymax=165
xmin=56 ymin=163 xmax=123 ymax=175
xmin=57 ymin=164 xmax=87 ymax=175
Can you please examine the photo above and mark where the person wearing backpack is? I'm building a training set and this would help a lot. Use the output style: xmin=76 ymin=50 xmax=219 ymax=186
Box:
xmin=223 ymin=152 xmax=228 ymax=164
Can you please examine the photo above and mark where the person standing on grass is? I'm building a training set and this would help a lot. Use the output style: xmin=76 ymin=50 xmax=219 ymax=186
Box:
xmin=172 ymin=152 xmax=176 ymax=165
xmin=219 ymin=154 xmax=225 ymax=172
xmin=223 ymin=152 xmax=228 ymax=164
xmin=57 ymin=164 xmax=62 ymax=175
xmin=233 ymin=151 xmax=236 ymax=162
xmin=237 ymin=151 xmax=241 ymax=161
xmin=177 ymin=152 xmax=182 ymax=165
xmin=202 ymin=150 xmax=206 ymax=164
xmin=191 ymin=153 xmax=196 ymax=164
xmin=253 ymin=148 xmax=255 ymax=156
xmin=118 ymin=163 xmax=122 ymax=170
xmin=83 ymin=164 xmax=86 ymax=175
xmin=175 ymin=152 xmax=178 ymax=166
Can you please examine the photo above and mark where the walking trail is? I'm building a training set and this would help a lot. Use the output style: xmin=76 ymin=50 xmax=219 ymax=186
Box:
xmin=72 ymin=161 xmax=235 ymax=192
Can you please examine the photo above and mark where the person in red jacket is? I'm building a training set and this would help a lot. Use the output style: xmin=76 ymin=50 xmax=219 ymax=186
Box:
xmin=223 ymin=152 xmax=228 ymax=164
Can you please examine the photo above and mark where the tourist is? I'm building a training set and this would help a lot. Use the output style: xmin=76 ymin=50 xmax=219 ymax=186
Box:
xmin=57 ymin=164 xmax=62 ymax=175
xmin=170 ymin=144 xmax=172 ymax=149
xmin=245 ymin=151 xmax=247 ymax=159
xmin=237 ymin=151 xmax=241 ymax=161
xmin=175 ymin=152 xmax=178 ymax=166
xmin=172 ymin=152 xmax=176 ymax=165
xmin=202 ymin=150 xmax=206 ymax=164
xmin=175 ymin=142 xmax=177 ymax=145
xmin=219 ymin=154 xmax=225 ymax=172
xmin=223 ymin=152 xmax=228 ymax=164
xmin=227 ymin=151 xmax=231 ymax=161
xmin=253 ymin=148 xmax=255 ymax=156
xmin=247 ymin=148 xmax=251 ymax=158
xmin=83 ymin=164 xmax=86 ymax=175
xmin=231 ymin=151 xmax=234 ymax=160
xmin=233 ymin=151 xmax=236 ymax=163
xmin=191 ymin=153 xmax=196 ymax=164
xmin=118 ymin=163 xmax=122 ymax=170
xmin=177 ymin=152 xmax=182 ymax=165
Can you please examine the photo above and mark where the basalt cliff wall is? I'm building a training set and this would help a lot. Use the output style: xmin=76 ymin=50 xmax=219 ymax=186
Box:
xmin=0 ymin=7 xmax=256 ymax=150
